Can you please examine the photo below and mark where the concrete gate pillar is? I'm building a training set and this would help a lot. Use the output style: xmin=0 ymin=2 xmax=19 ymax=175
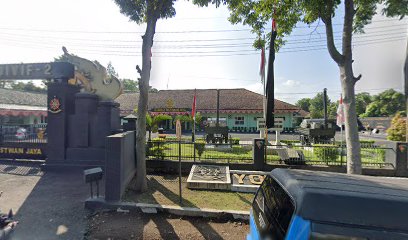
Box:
xmin=253 ymin=138 xmax=265 ymax=171
xmin=396 ymin=142 xmax=408 ymax=177
xmin=46 ymin=82 xmax=80 ymax=163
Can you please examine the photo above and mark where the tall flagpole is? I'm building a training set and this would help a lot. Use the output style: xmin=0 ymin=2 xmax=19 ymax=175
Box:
xmin=260 ymin=41 xmax=267 ymax=139
xmin=192 ymin=89 xmax=196 ymax=143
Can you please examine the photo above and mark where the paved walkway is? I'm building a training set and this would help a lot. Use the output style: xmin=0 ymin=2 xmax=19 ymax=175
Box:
xmin=0 ymin=162 xmax=89 ymax=240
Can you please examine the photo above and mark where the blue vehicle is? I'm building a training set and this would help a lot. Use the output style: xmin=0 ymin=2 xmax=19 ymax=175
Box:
xmin=248 ymin=169 xmax=408 ymax=240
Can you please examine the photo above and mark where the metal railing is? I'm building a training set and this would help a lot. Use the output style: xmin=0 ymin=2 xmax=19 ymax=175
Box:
xmin=146 ymin=140 xmax=394 ymax=168
xmin=146 ymin=140 xmax=253 ymax=164
xmin=265 ymin=143 xmax=394 ymax=168
xmin=0 ymin=124 xmax=47 ymax=144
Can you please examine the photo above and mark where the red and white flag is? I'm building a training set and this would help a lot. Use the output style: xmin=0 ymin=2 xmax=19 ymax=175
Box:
xmin=191 ymin=89 xmax=197 ymax=120
xmin=336 ymin=95 xmax=345 ymax=127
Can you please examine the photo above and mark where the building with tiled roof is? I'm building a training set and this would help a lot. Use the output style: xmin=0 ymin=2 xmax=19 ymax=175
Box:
xmin=117 ymin=89 xmax=306 ymax=132
xmin=0 ymin=88 xmax=47 ymax=125
xmin=0 ymin=88 xmax=307 ymax=131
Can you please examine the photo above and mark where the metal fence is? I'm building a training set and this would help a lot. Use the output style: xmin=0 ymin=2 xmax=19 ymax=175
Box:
xmin=146 ymin=140 xmax=253 ymax=164
xmin=265 ymin=144 xmax=394 ymax=168
xmin=146 ymin=140 xmax=394 ymax=168
xmin=0 ymin=124 xmax=47 ymax=143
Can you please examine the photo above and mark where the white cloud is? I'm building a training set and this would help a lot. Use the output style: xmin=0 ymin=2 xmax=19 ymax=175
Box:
xmin=283 ymin=80 xmax=300 ymax=87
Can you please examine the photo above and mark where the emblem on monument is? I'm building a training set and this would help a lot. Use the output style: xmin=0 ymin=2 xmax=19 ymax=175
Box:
xmin=49 ymin=96 xmax=62 ymax=113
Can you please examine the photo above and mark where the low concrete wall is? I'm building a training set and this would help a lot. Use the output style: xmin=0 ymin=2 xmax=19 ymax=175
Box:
xmin=146 ymin=159 xmax=397 ymax=177
xmin=105 ymin=131 xmax=136 ymax=202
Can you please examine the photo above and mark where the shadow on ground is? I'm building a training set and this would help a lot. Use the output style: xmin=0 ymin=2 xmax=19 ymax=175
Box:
xmin=0 ymin=162 xmax=90 ymax=240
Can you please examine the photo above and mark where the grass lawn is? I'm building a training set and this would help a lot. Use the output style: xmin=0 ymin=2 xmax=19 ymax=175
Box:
xmin=123 ymin=175 xmax=254 ymax=212
xmin=148 ymin=142 xmax=281 ymax=163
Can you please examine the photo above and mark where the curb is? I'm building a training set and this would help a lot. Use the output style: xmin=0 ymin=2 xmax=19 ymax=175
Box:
xmin=85 ymin=198 xmax=249 ymax=221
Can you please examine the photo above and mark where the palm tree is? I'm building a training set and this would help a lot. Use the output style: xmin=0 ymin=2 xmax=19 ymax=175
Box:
xmin=146 ymin=114 xmax=172 ymax=141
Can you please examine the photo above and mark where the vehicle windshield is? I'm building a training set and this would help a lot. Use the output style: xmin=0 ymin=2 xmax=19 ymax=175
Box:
xmin=252 ymin=175 xmax=295 ymax=240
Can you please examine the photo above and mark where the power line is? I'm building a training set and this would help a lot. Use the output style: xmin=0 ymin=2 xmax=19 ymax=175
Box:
xmin=0 ymin=21 xmax=405 ymax=35
xmin=0 ymin=23 xmax=405 ymax=46
xmin=0 ymin=29 xmax=405 ymax=50
xmin=1 ymin=34 xmax=405 ymax=57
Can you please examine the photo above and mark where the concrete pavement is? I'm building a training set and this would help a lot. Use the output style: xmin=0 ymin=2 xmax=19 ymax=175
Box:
xmin=0 ymin=162 xmax=89 ymax=240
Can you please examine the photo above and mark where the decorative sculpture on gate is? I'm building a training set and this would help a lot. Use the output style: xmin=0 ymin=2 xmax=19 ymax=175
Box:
xmin=62 ymin=47 xmax=123 ymax=100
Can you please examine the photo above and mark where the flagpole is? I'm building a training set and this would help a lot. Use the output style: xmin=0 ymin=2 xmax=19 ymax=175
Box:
xmin=192 ymin=89 xmax=196 ymax=143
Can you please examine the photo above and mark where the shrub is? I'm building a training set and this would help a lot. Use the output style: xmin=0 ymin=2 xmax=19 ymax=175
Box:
xmin=230 ymin=138 xmax=240 ymax=145
xmin=231 ymin=145 xmax=250 ymax=154
xmin=152 ymin=137 xmax=166 ymax=143
xmin=148 ymin=138 xmax=166 ymax=159
xmin=149 ymin=146 xmax=166 ymax=160
xmin=360 ymin=140 xmax=375 ymax=148
xmin=194 ymin=140 xmax=206 ymax=159
xmin=387 ymin=113 xmax=406 ymax=142
xmin=280 ymin=140 xmax=300 ymax=146
xmin=163 ymin=136 xmax=191 ymax=142
xmin=313 ymin=144 xmax=339 ymax=162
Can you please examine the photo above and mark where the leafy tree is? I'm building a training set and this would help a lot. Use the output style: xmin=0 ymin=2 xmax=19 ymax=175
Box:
xmin=146 ymin=114 xmax=172 ymax=141
xmin=106 ymin=62 xmax=119 ymax=78
xmin=114 ymin=0 xmax=177 ymax=192
xmin=361 ymin=89 xmax=404 ymax=117
xmin=382 ymin=0 xmax=408 ymax=141
xmin=387 ymin=112 xmax=406 ymax=142
xmin=173 ymin=114 xmax=191 ymax=124
xmin=122 ymin=78 xmax=139 ymax=92
xmin=9 ymin=81 xmax=46 ymax=93
xmin=328 ymin=102 xmax=338 ymax=119
xmin=309 ymin=93 xmax=331 ymax=119
xmin=295 ymin=98 xmax=311 ymax=112
xmin=193 ymin=0 xmax=406 ymax=174
xmin=355 ymin=92 xmax=372 ymax=117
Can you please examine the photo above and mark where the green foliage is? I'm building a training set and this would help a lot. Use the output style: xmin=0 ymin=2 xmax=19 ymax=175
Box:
xmin=309 ymin=93 xmax=332 ymax=119
xmin=148 ymin=137 xmax=166 ymax=159
xmin=194 ymin=140 xmax=206 ymax=159
xmin=192 ymin=0 xmax=406 ymax=51
xmin=5 ymin=81 xmax=47 ymax=93
xmin=387 ymin=113 xmax=407 ymax=141
xmin=147 ymin=114 xmax=172 ymax=133
xmin=295 ymin=98 xmax=311 ymax=112
xmin=382 ymin=0 xmax=408 ymax=19
xmin=122 ymin=79 xmax=139 ymax=92
xmin=149 ymin=146 xmax=166 ymax=160
xmin=359 ymin=140 xmax=376 ymax=148
xmin=231 ymin=145 xmax=250 ymax=154
xmin=165 ymin=136 xmax=191 ymax=141
xmin=114 ymin=0 xmax=176 ymax=24
xmin=355 ymin=92 xmax=372 ymax=117
xmin=122 ymin=78 xmax=158 ymax=92
xmin=173 ymin=115 xmax=191 ymax=123
xmin=230 ymin=138 xmax=240 ymax=145
xmin=298 ymin=89 xmax=403 ymax=118
xmin=361 ymin=89 xmax=405 ymax=117
xmin=313 ymin=144 xmax=339 ymax=162
xmin=280 ymin=140 xmax=300 ymax=146
xmin=106 ymin=62 xmax=119 ymax=78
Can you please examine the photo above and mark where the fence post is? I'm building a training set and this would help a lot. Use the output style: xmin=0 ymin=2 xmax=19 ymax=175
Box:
xmin=395 ymin=142 xmax=408 ymax=177
xmin=253 ymin=138 xmax=265 ymax=170
xmin=178 ymin=140 xmax=182 ymax=206
xmin=193 ymin=142 xmax=196 ymax=162
xmin=340 ymin=143 xmax=344 ymax=166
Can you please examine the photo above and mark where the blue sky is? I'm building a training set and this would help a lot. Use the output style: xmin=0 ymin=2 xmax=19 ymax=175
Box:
xmin=0 ymin=0 xmax=406 ymax=104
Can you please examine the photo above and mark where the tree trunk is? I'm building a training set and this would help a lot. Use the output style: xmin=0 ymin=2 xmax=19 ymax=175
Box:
xmin=340 ymin=64 xmax=362 ymax=174
xmin=405 ymin=39 xmax=407 ymax=142
xmin=134 ymin=16 xmax=157 ymax=192
xmin=323 ymin=0 xmax=362 ymax=174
